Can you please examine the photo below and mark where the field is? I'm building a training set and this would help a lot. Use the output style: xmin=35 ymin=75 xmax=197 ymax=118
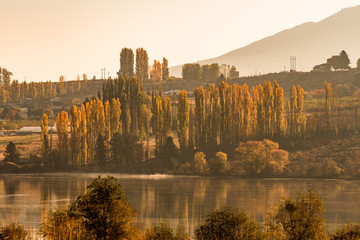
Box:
xmin=0 ymin=134 xmax=41 ymax=160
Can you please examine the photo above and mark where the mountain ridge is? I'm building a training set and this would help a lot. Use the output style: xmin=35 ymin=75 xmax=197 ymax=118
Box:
xmin=169 ymin=6 xmax=360 ymax=77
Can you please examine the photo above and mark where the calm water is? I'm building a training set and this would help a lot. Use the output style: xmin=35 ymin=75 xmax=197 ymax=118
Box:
xmin=1 ymin=173 xmax=360 ymax=234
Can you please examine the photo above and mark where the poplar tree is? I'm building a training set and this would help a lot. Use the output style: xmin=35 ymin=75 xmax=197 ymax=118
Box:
xmin=162 ymin=57 xmax=169 ymax=81
xmin=0 ymin=86 xmax=7 ymax=105
xmin=194 ymin=86 xmax=206 ymax=149
xmin=296 ymin=85 xmax=306 ymax=138
xmin=273 ymin=81 xmax=284 ymax=137
xmin=10 ymin=80 xmax=20 ymax=103
xmin=150 ymin=60 xmax=162 ymax=81
xmin=29 ymin=82 xmax=37 ymax=99
xmin=119 ymin=48 xmax=134 ymax=77
xmin=141 ymin=103 xmax=153 ymax=159
xmin=110 ymin=98 xmax=122 ymax=135
xmin=56 ymin=111 xmax=69 ymax=167
xmin=70 ymin=105 xmax=81 ymax=166
xmin=104 ymin=100 xmax=111 ymax=147
xmin=325 ymin=81 xmax=333 ymax=134
xmin=243 ymin=84 xmax=252 ymax=139
xmin=263 ymin=81 xmax=273 ymax=137
xmin=80 ymin=104 xmax=88 ymax=166
xmin=177 ymin=90 xmax=189 ymax=153
xmin=41 ymin=113 xmax=50 ymax=161
xmin=136 ymin=48 xmax=149 ymax=81
xmin=162 ymin=96 xmax=172 ymax=139
xmin=153 ymin=96 xmax=163 ymax=156
xmin=20 ymin=81 xmax=28 ymax=98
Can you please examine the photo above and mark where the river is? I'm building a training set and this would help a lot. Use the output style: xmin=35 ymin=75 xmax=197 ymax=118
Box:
xmin=1 ymin=173 xmax=360 ymax=234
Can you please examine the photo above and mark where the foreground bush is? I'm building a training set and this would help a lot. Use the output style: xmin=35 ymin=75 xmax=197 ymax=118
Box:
xmin=144 ymin=224 xmax=190 ymax=240
xmin=194 ymin=206 xmax=263 ymax=240
xmin=42 ymin=176 xmax=140 ymax=240
xmin=265 ymin=189 xmax=328 ymax=240
xmin=41 ymin=209 xmax=84 ymax=240
xmin=331 ymin=223 xmax=360 ymax=240
xmin=0 ymin=223 xmax=32 ymax=240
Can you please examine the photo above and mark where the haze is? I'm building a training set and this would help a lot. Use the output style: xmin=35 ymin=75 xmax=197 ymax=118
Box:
xmin=1 ymin=0 xmax=360 ymax=82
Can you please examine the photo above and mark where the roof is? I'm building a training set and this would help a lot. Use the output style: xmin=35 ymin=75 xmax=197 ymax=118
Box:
xmin=17 ymin=126 xmax=56 ymax=133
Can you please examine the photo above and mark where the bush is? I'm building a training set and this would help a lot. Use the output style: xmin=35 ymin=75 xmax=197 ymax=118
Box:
xmin=145 ymin=224 xmax=190 ymax=240
xmin=193 ymin=152 xmax=208 ymax=174
xmin=67 ymin=176 xmax=139 ymax=239
xmin=332 ymin=223 xmax=360 ymax=240
xmin=194 ymin=206 xmax=263 ymax=240
xmin=322 ymin=158 xmax=341 ymax=177
xmin=208 ymin=152 xmax=229 ymax=175
xmin=144 ymin=224 xmax=175 ymax=240
xmin=41 ymin=209 xmax=84 ymax=239
xmin=0 ymin=223 xmax=32 ymax=240
xmin=233 ymin=139 xmax=289 ymax=176
xmin=266 ymin=189 xmax=328 ymax=240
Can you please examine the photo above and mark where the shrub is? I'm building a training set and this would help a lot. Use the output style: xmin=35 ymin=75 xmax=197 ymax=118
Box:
xmin=144 ymin=224 xmax=175 ymax=240
xmin=208 ymin=152 xmax=229 ymax=175
xmin=68 ymin=176 xmax=139 ymax=239
xmin=233 ymin=139 xmax=289 ymax=176
xmin=193 ymin=152 xmax=208 ymax=174
xmin=41 ymin=209 xmax=84 ymax=239
xmin=266 ymin=189 xmax=328 ymax=240
xmin=144 ymin=224 xmax=190 ymax=240
xmin=0 ymin=223 xmax=32 ymax=240
xmin=194 ymin=206 xmax=263 ymax=240
xmin=332 ymin=223 xmax=360 ymax=240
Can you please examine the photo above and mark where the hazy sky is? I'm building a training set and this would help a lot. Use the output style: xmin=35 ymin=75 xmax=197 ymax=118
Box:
xmin=1 ymin=0 xmax=360 ymax=82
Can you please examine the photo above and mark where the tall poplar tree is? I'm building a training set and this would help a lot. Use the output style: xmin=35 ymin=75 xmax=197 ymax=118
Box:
xmin=325 ymin=81 xmax=333 ymax=134
xmin=136 ymin=48 xmax=149 ymax=81
xmin=162 ymin=57 xmax=169 ymax=81
xmin=56 ymin=111 xmax=69 ymax=167
xmin=80 ymin=104 xmax=88 ymax=166
xmin=70 ymin=105 xmax=81 ymax=166
xmin=41 ymin=113 xmax=50 ymax=161
xmin=119 ymin=48 xmax=134 ymax=77
xmin=110 ymin=98 xmax=122 ymax=135
xmin=177 ymin=90 xmax=189 ymax=153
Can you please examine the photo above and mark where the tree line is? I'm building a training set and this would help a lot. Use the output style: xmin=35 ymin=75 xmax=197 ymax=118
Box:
xmin=43 ymin=73 xmax=341 ymax=173
xmin=0 ymin=71 xmax=89 ymax=105
xmin=119 ymin=47 xmax=169 ymax=81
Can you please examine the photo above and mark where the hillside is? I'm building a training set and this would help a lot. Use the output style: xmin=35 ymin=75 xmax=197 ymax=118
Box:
xmin=141 ymin=70 xmax=358 ymax=98
xmin=169 ymin=6 xmax=360 ymax=77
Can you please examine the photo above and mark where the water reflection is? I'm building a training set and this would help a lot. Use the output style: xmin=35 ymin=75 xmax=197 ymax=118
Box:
xmin=1 ymin=174 xmax=360 ymax=234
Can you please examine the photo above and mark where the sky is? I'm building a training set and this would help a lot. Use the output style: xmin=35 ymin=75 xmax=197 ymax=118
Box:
xmin=1 ymin=0 xmax=360 ymax=82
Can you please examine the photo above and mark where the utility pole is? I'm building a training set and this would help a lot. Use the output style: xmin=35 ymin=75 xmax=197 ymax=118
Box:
xmin=100 ymin=68 xmax=106 ymax=80
xmin=290 ymin=56 xmax=297 ymax=72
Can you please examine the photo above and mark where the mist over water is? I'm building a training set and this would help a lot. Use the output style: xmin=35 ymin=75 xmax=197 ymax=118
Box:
xmin=1 ymin=174 xmax=360 ymax=234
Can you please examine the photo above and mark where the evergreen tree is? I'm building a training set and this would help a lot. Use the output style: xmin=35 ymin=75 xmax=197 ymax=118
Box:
xmin=4 ymin=142 xmax=21 ymax=164
xmin=94 ymin=134 xmax=106 ymax=170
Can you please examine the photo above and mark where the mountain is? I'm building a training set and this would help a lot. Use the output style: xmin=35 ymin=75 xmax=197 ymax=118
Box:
xmin=170 ymin=6 xmax=360 ymax=77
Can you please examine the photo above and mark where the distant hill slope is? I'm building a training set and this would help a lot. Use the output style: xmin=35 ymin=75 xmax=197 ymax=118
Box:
xmin=170 ymin=6 xmax=360 ymax=77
